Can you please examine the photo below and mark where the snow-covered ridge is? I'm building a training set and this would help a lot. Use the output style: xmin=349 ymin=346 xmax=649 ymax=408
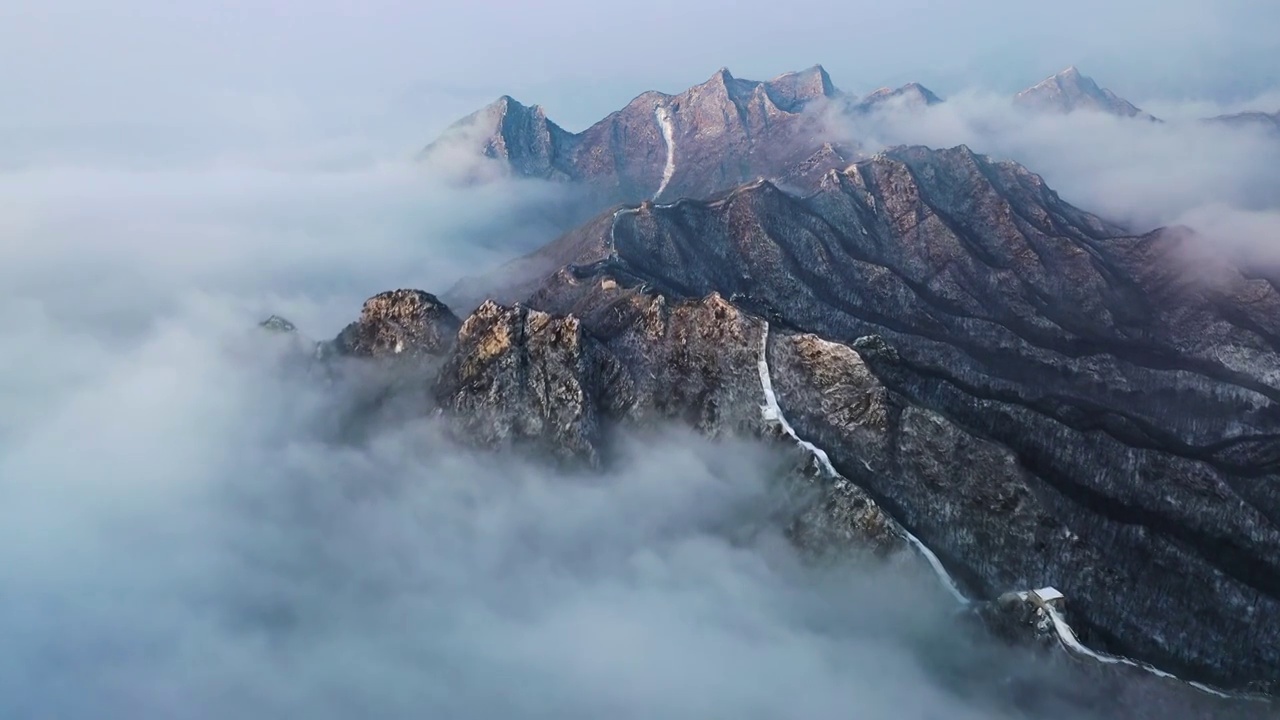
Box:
xmin=607 ymin=206 xmax=638 ymax=255
xmin=653 ymin=104 xmax=677 ymax=200
xmin=755 ymin=323 xmax=966 ymax=603
xmin=706 ymin=177 xmax=772 ymax=209
xmin=756 ymin=323 xmax=1251 ymax=701
xmin=1008 ymin=589 xmax=1235 ymax=699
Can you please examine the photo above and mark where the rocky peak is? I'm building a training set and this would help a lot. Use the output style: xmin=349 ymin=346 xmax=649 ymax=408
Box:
xmin=764 ymin=64 xmax=839 ymax=111
xmin=488 ymin=94 xmax=526 ymax=116
xmin=258 ymin=315 xmax=297 ymax=333
xmin=333 ymin=289 xmax=461 ymax=359
xmin=897 ymin=82 xmax=942 ymax=102
xmin=464 ymin=95 xmax=547 ymax=133
xmin=687 ymin=65 xmax=837 ymax=114
xmin=857 ymin=82 xmax=943 ymax=111
xmin=435 ymin=300 xmax=635 ymax=464
xmin=1014 ymin=66 xmax=1154 ymax=120
xmin=686 ymin=66 xmax=753 ymax=108
xmin=418 ymin=93 xmax=573 ymax=180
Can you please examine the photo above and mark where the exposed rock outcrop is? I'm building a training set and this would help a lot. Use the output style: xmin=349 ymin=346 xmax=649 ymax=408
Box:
xmin=528 ymin=289 xmax=768 ymax=432
xmin=433 ymin=300 xmax=635 ymax=465
xmin=258 ymin=314 xmax=298 ymax=333
xmin=332 ymin=289 xmax=461 ymax=359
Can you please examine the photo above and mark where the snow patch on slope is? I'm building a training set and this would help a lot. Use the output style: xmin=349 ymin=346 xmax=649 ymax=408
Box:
xmin=755 ymin=323 xmax=967 ymax=603
xmin=654 ymin=105 xmax=677 ymax=200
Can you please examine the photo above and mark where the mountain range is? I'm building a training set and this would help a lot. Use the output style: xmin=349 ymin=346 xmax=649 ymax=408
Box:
xmin=420 ymin=64 xmax=1186 ymax=203
xmin=421 ymin=65 xmax=849 ymax=200
xmin=268 ymin=64 xmax=1280 ymax=713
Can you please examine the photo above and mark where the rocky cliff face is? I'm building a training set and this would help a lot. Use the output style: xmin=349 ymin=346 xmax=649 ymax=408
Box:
xmin=299 ymin=286 xmax=918 ymax=556
xmin=433 ymin=300 xmax=634 ymax=465
xmin=332 ymin=289 xmax=461 ymax=359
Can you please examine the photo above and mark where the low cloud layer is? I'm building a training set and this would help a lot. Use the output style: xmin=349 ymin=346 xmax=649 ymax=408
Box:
xmin=0 ymin=159 xmax=584 ymax=339
xmin=0 ymin=379 xmax=986 ymax=719
xmin=0 ymin=128 xmax=1060 ymax=718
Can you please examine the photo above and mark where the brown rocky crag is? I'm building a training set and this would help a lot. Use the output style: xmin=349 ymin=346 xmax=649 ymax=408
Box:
xmin=432 ymin=300 xmax=635 ymax=465
xmin=333 ymin=289 xmax=462 ymax=359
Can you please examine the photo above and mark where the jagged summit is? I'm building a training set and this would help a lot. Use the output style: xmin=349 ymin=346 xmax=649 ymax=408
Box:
xmin=856 ymin=82 xmax=943 ymax=111
xmin=1014 ymin=66 xmax=1156 ymax=120
xmin=332 ymin=289 xmax=462 ymax=359
xmin=774 ymin=64 xmax=836 ymax=87
xmin=420 ymin=92 xmax=575 ymax=180
xmin=764 ymin=64 xmax=839 ymax=109
xmin=422 ymin=64 xmax=1187 ymax=199
xmin=490 ymin=95 xmax=555 ymax=120
xmin=682 ymin=64 xmax=839 ymax=111
xmin=421 ymin=64 xmax=849 ymax=202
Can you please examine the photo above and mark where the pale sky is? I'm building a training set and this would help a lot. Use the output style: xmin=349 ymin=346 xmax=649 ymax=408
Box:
xmin=2 ymin=0 xmax=1277 ymax=164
